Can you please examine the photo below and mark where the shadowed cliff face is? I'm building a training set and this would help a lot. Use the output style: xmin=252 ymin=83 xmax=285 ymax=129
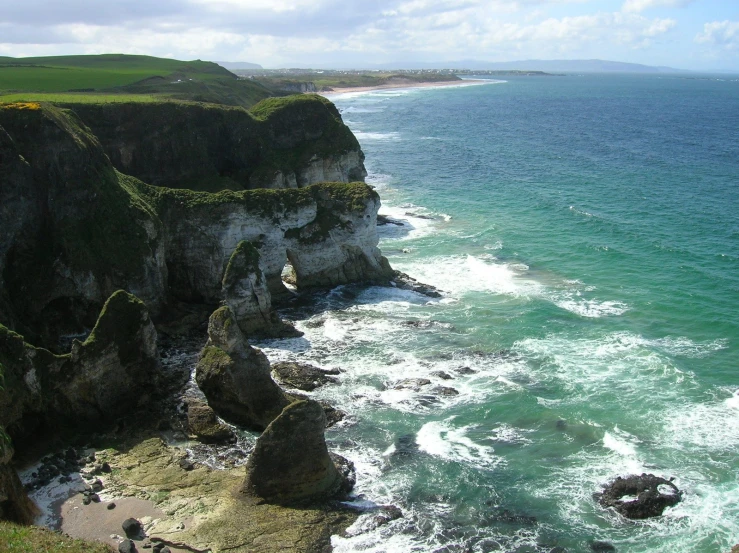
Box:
xmin=68 ymin=95 xmax=367 ymax=193
xmin=0 ymin=102 xmax=391 ymax=348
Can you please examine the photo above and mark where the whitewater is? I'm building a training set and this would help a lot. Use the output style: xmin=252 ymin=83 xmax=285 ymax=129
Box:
xmin=253 ymin=75 xmax=739 ymax=552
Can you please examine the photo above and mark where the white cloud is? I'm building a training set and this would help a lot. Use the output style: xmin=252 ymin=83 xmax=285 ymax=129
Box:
xmin=695 ymin=20 xmax=739 ymax=50
xmin=622 ymin=0 xmax=692 ymax=14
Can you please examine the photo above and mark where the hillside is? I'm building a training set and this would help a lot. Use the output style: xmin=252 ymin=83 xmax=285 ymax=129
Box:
xmin=0 ymin=54 xmax=272 ymax=108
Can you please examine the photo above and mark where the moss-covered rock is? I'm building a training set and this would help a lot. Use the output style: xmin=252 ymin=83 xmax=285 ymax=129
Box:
xmin=242 ymin=399 xmax=354 ymax=504
xmin=195 ymin=307 xmax=290 ymax=431
xmin=94 ymin=438 xmax=357 ymax=553
xmin=184 ymin=399 xmax=235 ymax=444
xmin=0 ymin=291 xmax=162 ymax=448
xmin=68 ymin=95 xmax=365 ymax=192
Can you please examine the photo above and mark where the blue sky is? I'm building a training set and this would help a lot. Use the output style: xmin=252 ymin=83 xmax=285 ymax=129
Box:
xmin=0 ymin=0 xmax=737 ymax=70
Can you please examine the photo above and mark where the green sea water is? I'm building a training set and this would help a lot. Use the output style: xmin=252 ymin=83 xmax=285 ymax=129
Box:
xmin=259 ymin=74 xmax=739 ymax=552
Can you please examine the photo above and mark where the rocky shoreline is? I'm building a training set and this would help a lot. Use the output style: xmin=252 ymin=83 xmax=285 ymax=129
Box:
xmin=0 ymin=96 xmax=419 ymax=552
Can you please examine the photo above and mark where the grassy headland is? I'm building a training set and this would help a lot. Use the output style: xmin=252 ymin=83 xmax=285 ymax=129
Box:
xmin=0 ymin=54 xmax=272 ymax=107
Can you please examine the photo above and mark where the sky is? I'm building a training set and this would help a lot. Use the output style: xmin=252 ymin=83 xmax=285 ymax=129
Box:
xmin=0 ymin=0 xmax=737 ymax=70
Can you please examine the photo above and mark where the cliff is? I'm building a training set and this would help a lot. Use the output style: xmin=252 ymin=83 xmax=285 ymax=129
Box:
xmin=0 ymin=102 xmax=392 ymax=347
xmin=68 ymin=95 xmax=366 ymax=192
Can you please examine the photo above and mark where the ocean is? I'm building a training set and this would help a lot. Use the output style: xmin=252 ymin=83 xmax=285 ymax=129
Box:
xmin=258 ymin=74 xmax=739 ymax=552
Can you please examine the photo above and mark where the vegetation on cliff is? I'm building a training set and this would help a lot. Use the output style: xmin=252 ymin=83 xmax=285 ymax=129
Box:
xmin=0 ymin=521 xmax=114 ymax=552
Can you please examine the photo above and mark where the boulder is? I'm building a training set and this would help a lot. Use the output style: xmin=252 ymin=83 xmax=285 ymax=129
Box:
xmin=184 ymin=399 xmax=235 ymax=444
xmin=242 ymin=400 xmax=354 ymax=503
xmin=196 ymin=306 xmax=290 ymax=430
xmin=597 ymin=473 xmax=681 ymax=519
xmin=271 ymin=362 xmax=339 ymax=391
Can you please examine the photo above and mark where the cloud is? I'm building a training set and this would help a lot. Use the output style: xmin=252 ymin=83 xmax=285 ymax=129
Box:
xmin=695 ymin=20 xmax=739 ymax=50
xmin=0 ymin=0 xmax=681 ymax=66
xmin=621 ymin=0 xmax=693 ymax=14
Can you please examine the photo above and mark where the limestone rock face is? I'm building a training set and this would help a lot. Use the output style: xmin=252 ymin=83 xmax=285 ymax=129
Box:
xmin=62 ymin=290 xmax=161 ymax=420
xmin=242 ymin=400 xmax=354 ymax=503
xmin=0 ymin=290 xmax=161 ymax=445
xmin=195 ymin=307 xmax=290 ymax=430
xmin=69 ymin=95 xmax=366 ymax=192
xmin=222 ymin=241 xmax=301 ymax=338
xmin=0 ymin=103 xmax=392 ymax=348
xmin=0 ymin=441 xmax=38 ymax=524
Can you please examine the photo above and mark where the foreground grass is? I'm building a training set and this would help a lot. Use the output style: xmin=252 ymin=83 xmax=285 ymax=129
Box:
xmin=0 ymin=93 xmax=163 ymax=104
xmin=0 ymin=521 xmax=113 ymax=553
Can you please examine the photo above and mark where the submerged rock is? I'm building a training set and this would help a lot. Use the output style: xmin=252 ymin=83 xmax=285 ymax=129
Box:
xmin=242 ymin=400 xmax=354 ymax=503
xmin=597 ymin=473 xmax=681 ymax=519
xmin=392 ymin=271 xmax=443 ymax=298
xmin=271 ymin=361 xmax=339 ymax=391
xmin=196 ymin=307 xmax=290 ymax=431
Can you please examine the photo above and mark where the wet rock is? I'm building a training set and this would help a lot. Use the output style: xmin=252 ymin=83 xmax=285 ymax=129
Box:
xmin=392 ymin=271 xmax=443 ymax=298
xmin=377 ymin=214 xmax=405 ymax=226
xmin=196 ymin=306 xmax=291 ymax=431
xmin=489 ymin=508 xmax=538 ymax=525
xmin=590 ymin=541 xmax=616 ymax=552
xmin=185 ymin=398 xmax=236 ymax=444
xmin=272 ymin=362 xmax=340 ymax=391
xmin=319 ymin=400 xmax=346 ymax=428
xmin=431 ymin=371 xmax=454 ymax=380
xmin=597 ymin=473 xmax=681 ymax=519
xmin=431 ymin=386 xmax=459 ymax=397
xmin=455 ymin=366 xmax=477 ymax=375
xmin=242 ymin=400 xmax=354 ymax=502
xmin=122 ymin=517 xmax=144 ymax=539
xmin=391 ymin=378 xmax=431 ymax=391
xmin=119 ymin=540 xmax=137 ymax=553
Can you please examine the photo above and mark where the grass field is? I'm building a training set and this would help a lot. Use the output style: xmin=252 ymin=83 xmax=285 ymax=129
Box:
xmin=0 ymin=54 xmax=272 ymax=107
xmin=0 ymin=93 xmax=162 ymax=104
xmin=0 ymin=54 xmax=233 ymax=93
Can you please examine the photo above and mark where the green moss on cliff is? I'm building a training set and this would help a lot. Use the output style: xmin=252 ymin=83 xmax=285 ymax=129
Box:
xmin=81 ymin=290 xmax=149 ymax=363
xmin=223 ymin=241 xmax=263 ymax=288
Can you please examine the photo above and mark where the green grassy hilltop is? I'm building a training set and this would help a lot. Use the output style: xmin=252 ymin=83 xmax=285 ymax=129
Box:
xmin=0 ymin=54 xmax=272 ymax=107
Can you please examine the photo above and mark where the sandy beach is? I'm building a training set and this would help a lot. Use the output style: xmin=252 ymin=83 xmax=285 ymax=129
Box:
xmin=319 ymin=78 xmax=491 ymax=97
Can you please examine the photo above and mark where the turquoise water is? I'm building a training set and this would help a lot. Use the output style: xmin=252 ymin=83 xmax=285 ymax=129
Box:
xmin=261 ymin=75 xmax=739 ymax=552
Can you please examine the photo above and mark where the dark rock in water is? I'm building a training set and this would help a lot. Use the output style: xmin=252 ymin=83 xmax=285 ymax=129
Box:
xmin=490 ymin=509 xmax=537 ymax=526
xmin=392 ymin=271 xmax=443 ymax=298
xmin=590 ymin=541 xmax=616 ymax=552
xmin=556 ymin=419 xmax=568 ymax=430
xmin=455 ymin=366 xmax=477 ymax=375
xmin=122 ymin=517 xmax=144 ymax=539
xmin=597 ymin=473 xmax=681 ymax=519
xmin=391 ymin=434 xmax=419 ymax=458
xmin=196 ymin=306 xmax=291 ymax=431
xmin=431 ymin=386 xmax=459 ymax=397
xmin=377 ymin=214 xmax=405 ymax=226
xmin=185 ymin=398 xmax=235 ymax=444
xmin=119 ymin=539 xmax=137 ymax=553
xmin=431 ymin=371 xmax=454 ymax=380
xmin=330 ymin=452 xmax=356 ymax=495
xmin=319 ymin=400 xmax=346 ymax=428
xmin=242 ymin=399 xmax=353 ymax=503
xmin=272 ymin=362 xmax=340 ymax=391
xmin=391 ymin=378 xmax=431 ymax=391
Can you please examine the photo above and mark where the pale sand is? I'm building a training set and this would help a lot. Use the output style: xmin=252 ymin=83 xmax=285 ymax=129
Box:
xmin=319 ymin=79 xmax=491 ymax=97
xmin=60 ymin=495 xmax=190 ymax=553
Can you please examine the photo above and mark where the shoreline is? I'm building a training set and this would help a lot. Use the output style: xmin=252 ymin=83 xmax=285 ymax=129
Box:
xmin=318 ymin=78 xmax=494 ymax=98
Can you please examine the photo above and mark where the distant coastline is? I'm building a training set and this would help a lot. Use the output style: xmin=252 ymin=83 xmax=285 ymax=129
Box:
xmin=319 ymin=78 xmax=492 ymax=97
